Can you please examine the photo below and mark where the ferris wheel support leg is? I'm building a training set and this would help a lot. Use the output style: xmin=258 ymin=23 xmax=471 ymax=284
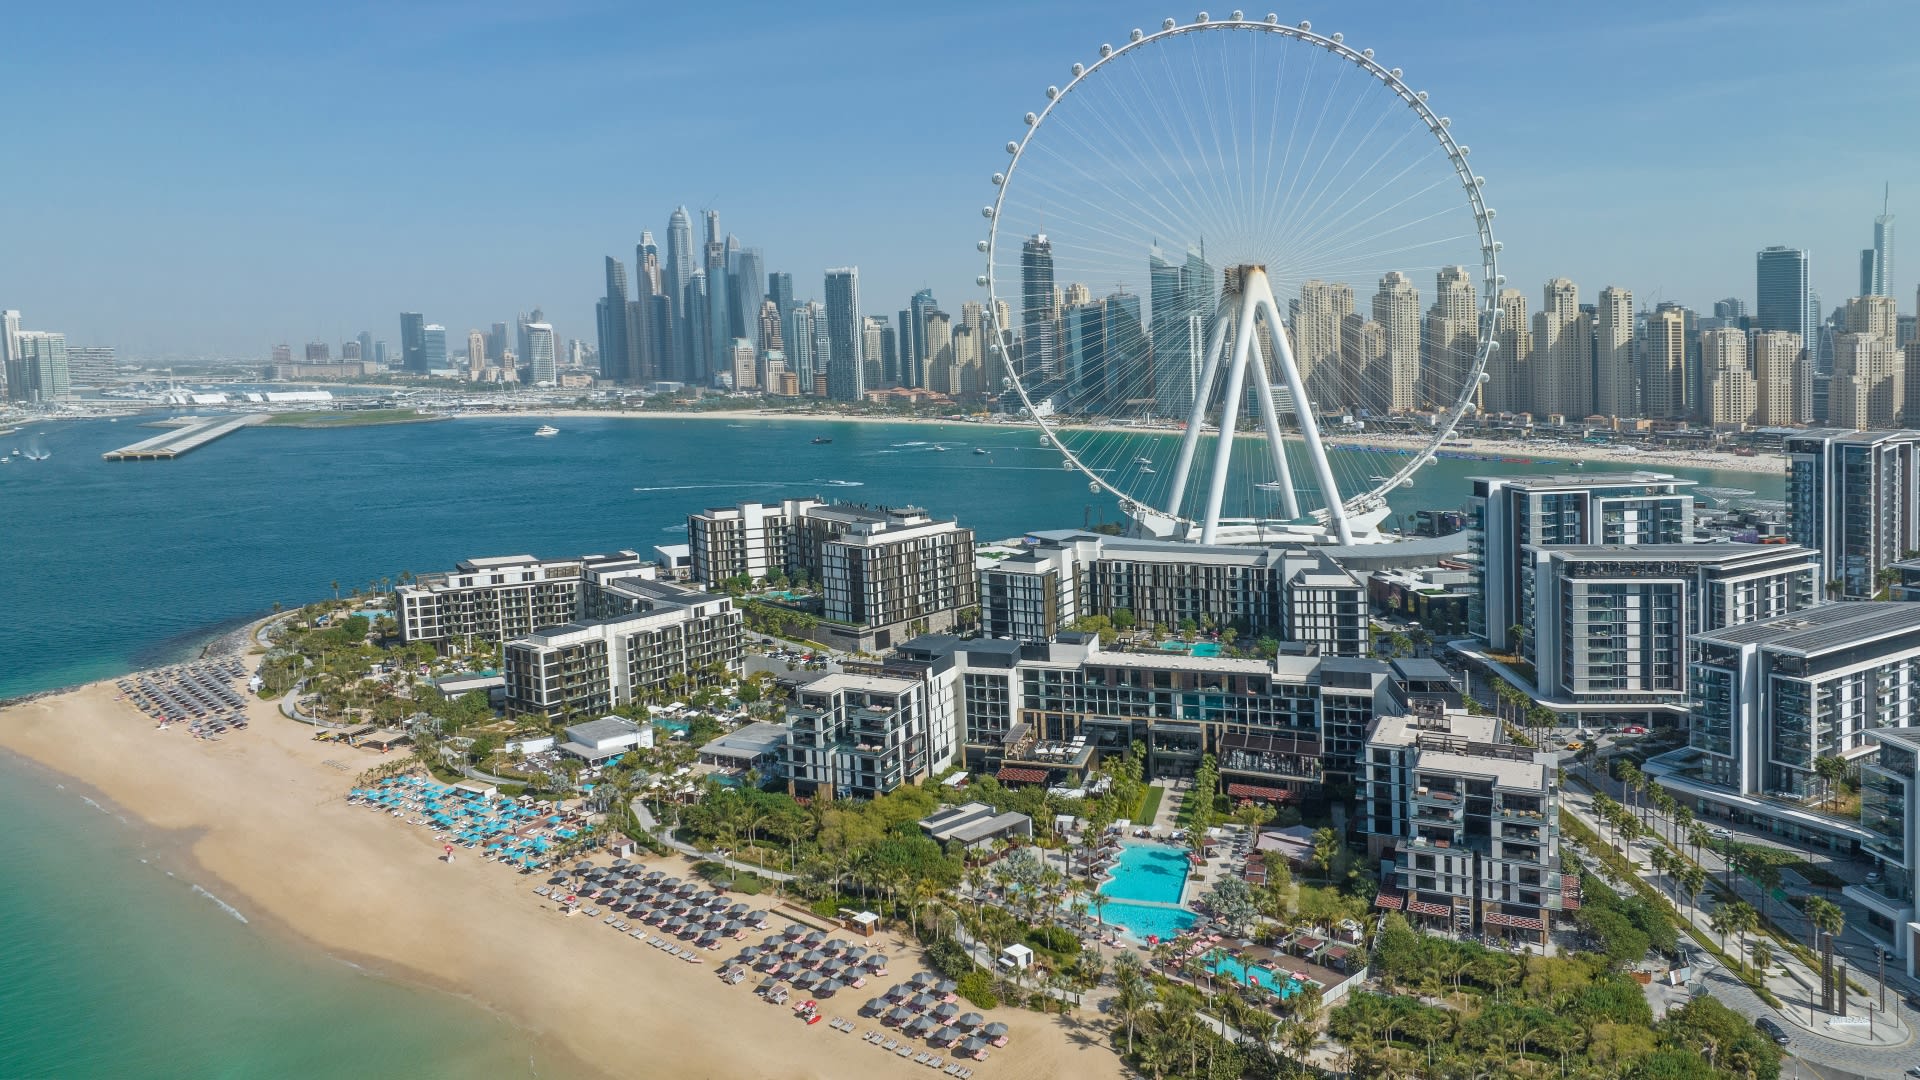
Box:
xmin=1198 ymin=292 xmax=1262 ymax=545
xmin=1246 ymin=350 xmax=1302 ymax=522
xmin=1163 ymin=307 xmax=1236 ymax=520
xmin=1248 ymin=270 xmax=1353 ymax=545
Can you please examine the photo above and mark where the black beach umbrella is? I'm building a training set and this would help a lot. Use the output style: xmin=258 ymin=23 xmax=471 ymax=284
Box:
xmin=958 ymin=1012 xmax=985 ymax=1029
xmin=984 ymin=1022 xmax=1008 ymax=1038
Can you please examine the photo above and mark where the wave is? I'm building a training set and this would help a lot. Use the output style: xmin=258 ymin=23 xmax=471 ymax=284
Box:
xmin=892 ymin=441 xmax=927 ymax=447
xmin=630 ymin=482 xmax=768 ymax=493
xmin=819 ymin=480 xmax=864 ymax=487
xmin=661 ymin=525 xmax=683 ymax=532
xmin=192 ymin=883 xmax=250 ymax=923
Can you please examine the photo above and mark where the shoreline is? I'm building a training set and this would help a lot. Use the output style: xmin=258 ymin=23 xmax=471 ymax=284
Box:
xmin=449 ymin=408 xmax=1787 ymax=479
xmin=0 ymin=650 xmax=1123 ymax=1080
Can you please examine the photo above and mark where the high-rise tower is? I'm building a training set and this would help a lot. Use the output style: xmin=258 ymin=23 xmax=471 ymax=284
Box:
xmin=400 ymin=312 xmax=426 ymax=373
xmin=823 ymin=268 xmax=865 ymax=401
xmin=1862 ymin=186 xmax=1895 ymax=299
xmin=1020 ymin=235 xmax=1058 ymax=379
xmin=599 ymin=256 xmax=631 ymax=383
xmin=1530 ymin=279 xmax=1586 ymax=418
xmin=1595 ymin=286 xmax=1636 ymax=418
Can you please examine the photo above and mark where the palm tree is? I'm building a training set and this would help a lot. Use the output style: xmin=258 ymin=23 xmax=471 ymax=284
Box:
xmin=1679 ymin=863 xmax=1707 ymax=921
xmin=1805 ymin=895 xmax=1845 ymax=951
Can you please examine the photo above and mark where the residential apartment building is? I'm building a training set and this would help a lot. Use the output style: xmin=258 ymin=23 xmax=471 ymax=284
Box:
xmin=687 ymin=498 xmax=823 ymax=586
xmin=1468 ymin=472 xmax=1697 ymax=652
xmin=1850 ymin=726 xmax=1920 ymax=968
xmin=784 ymin=672 xmax=946 ymax=798
xmin=398 ymin=554 xmax=590 ymax=648
xmin=1519 ymin=543 xmax=1821 ymax=723
xmin=975 ymin=532 xmax=1369 ymax=655
xmin=1649 ymin=602 xmax=1920 ymax=856
xmin=1786 ymin=430 xmax=1920 ymax=599
xmin=687 ymin=499 xmax=978 ymax=652
xmin=1362 ymin=705 xmax=1565 ymax=943
xmin=501 ymin=571 xmax=742 ymax=722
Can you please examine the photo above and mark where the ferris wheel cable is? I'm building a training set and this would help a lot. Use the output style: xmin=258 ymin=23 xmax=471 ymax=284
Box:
xmin=1271 ymin=116 xmax=1428 ymax=256
xmin=1257 ymin=47 xmax=1347 ymax=250
xmin=1267 ymin=72 xmax=1386 ymax=242
xmin=1277 ymin=151 xmax=1457 ymax=265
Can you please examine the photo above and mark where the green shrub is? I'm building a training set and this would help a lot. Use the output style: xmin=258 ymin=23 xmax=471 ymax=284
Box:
xmin=1026 ymin=925 xmax=1080 ymax=958
xmin=926 ymin=938 xmax=979 ymax=979
xmin=956 ymin=970 xmax=998 ymax=1009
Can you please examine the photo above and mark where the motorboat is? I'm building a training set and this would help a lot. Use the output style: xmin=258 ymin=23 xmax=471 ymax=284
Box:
xmin=534 ymin=425 xmax=559 ymax=437
xmin=973 ymin=447 xmax=989 ymax=455
xmin=812 ymin=436 xmax=833 ymax=444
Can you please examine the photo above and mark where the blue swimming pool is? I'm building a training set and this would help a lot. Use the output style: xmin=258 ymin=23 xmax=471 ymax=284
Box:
xmin=1101 ymin=901 xmax=1199 ymax=942
xmin=1100 ymin=842 xmax=1191 ymax=905
xmin=1157 ymin=641 xmax=1222 ymax=657
xmin=1209 ymin=954 xmax=1302 ymax=997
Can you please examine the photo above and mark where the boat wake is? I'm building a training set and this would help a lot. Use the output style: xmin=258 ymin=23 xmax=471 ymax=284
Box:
xmin=191 ymin=883 xmax=250 ymax=924
xmin=892 ymin=441 xmax=927 ymax=448
xmin=816 ymin=479 xmax=864 ymax=487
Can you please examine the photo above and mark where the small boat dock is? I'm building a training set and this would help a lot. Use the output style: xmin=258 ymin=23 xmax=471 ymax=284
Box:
xmin=103 ymin=413 xmax=269 ymax=461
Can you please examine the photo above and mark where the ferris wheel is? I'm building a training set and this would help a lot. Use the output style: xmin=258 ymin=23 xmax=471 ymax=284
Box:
xmin=980 ymin=13 xmax=1499 ymax=545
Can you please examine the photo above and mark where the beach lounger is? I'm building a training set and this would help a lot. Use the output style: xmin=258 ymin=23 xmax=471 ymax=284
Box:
xmin=914 ymin=1053 xmax=930 ymax=1064
xmin=897 ymin=1046 xmax=913 ymax=1058
xmin=883 ymin=1040 xmax=898 ymax=1051
xmin=928 ymin=1057 xmax=943 ymax=1068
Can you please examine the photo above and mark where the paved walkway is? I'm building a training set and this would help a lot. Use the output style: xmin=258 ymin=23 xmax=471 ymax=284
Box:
xmin=631 ymin=798 xmax=796 ymax=882
xmin=1561 ymin=775 xmax=1920 ymax=1078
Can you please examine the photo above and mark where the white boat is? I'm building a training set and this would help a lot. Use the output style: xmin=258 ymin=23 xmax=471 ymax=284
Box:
xmin=931 ymin=444 xmax=948 ymax=452
xmin=1140 ymin=466 xmax=1155 ymax=474
xmin=1135 ymin=456 xmax=1154 ymax=466
xmin=1256 ymin=481 xmax=1285 ymax=490
xmin=534 ymin=425 xmax=559 ymax=437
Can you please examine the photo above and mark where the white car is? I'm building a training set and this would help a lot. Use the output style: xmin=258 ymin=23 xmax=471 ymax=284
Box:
xmin=1707 ymin=826 xmax=1733 ymax=841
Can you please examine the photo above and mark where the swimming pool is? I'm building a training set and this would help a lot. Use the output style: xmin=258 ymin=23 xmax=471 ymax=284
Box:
xmin=1100 ymin=901 xmax=1199 ymax=942
xmin=1157 ymin=641 xmax=1222 ymax=658
xmin=1208 ymin=954 xmax=1302 ymax=997
xmin=1099 ymin=842 xmax=1191 ymax=905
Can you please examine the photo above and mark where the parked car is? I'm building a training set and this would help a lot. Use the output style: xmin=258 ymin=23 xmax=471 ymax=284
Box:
xmin=1754 ymin=1017 xmax=1790 ymax=1045
xmin=1707 ymin=826 xmax=1733 ymax=840
xmin=1620 ymin=725 xmax=1648 ymax=734
xmin=1867 ymin=869 xmax=1885 ymax=884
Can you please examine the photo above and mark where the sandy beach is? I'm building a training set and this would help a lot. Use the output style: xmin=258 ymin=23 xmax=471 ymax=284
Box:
xmin=0 ymin=678 xmax=1125 ymax=1080
xmin=452 ymin=407 xmax=1785 ymax=479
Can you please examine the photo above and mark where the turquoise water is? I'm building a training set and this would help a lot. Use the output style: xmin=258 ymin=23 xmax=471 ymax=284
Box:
xmin=0 ymin=415 xmax=1783 ymax=701
xmin=0 ymin=414 xmax=1787 ymax=1072
xmin=1100 ymin=900 xmax=1199 ymax=941
xmin=1209 ymin=953 xmax=1302 ymax=997
xmin=0 ymin=755 xmax=576 ymax=1080
xmin=1100 ymin=842 xmax=1191 ymax=905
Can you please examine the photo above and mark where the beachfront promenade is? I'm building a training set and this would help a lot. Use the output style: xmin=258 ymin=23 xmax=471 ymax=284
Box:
xmin=102 ymin=413 xmax=268 ymax=461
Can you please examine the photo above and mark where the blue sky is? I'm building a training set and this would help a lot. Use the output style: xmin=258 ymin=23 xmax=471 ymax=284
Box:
xmin=5 ymin=0 xmax=1915 ymax=357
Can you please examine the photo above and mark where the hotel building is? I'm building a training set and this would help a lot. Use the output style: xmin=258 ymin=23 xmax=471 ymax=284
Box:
xmin=783 ymin=672 xmax=947 ymax=798
xmin=1362 ymin=705 xmax=1566 ymax=943
xmin=976 ymin=532 xmax=1369 ymax=654
xmin=886 ymin=634 xmax=1414 ymax=796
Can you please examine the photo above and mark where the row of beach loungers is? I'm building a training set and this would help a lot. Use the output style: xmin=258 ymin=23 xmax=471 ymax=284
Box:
xmin=547 ymin=858 xmax=1001 ymax=1072
xmin=351 ymin=776 xmax=582 ymax=869
xmin=119 ymin=658 xmax=251 ymax=739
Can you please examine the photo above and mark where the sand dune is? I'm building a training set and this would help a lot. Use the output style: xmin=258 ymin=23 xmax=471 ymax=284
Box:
xmin=0 ymin=681 xmax=1124 ymax=1080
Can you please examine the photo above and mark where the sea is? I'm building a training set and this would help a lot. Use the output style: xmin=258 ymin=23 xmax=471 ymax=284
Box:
xmin=0 ymin=413 xmax=1784 ymax=1077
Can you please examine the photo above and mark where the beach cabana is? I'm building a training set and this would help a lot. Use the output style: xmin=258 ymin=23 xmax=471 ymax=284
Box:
xmin=983 ymin=1022 xmax=1008 ymax=1047
xmin=907 ymin=1015 xmax=937 ymax=1036
xmin=910 ymin=993 xmax=937 ymax=1012
xmin=961 ymin=1037 xmax=988 ymax=1057
xmin=816 ymin=979 xmax=844 ymax=997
